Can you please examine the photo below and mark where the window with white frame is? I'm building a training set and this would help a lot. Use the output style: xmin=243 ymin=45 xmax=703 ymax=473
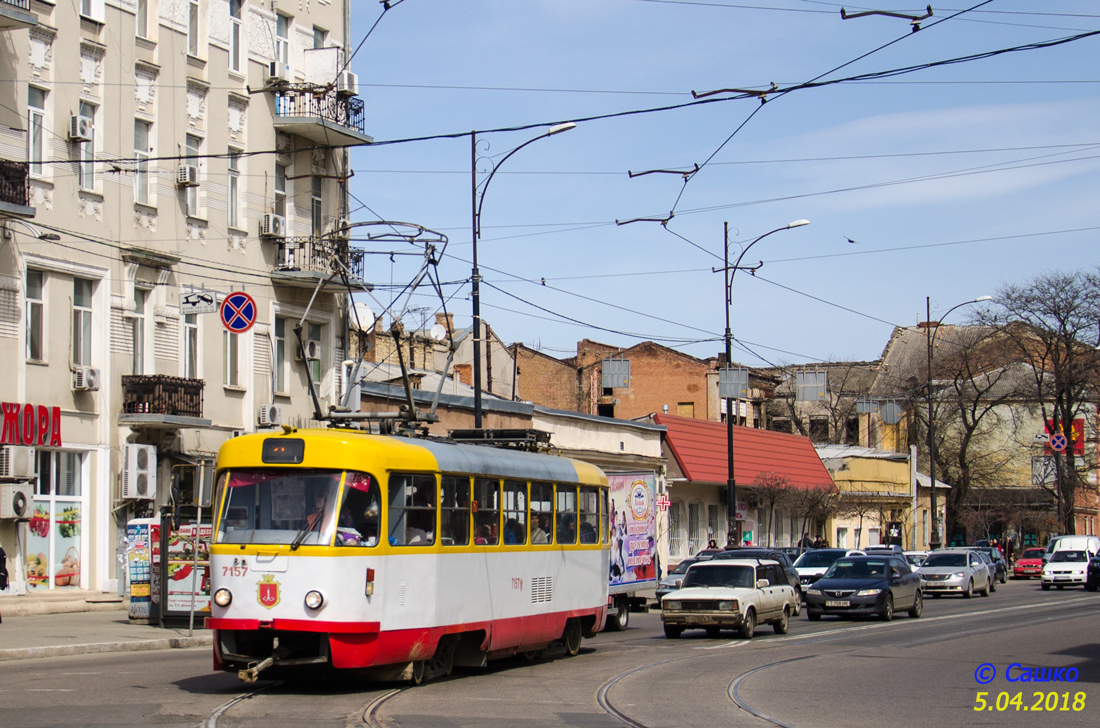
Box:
xmin=28 ymin=87 xmax=46 ymax=177
xmin=132 ymin=288 xmax=147 ymax=375
xmin=668 ymin=501 xmax=685 ymax=557
xmin=77 ymin=102 xmax=95 ymax=191
xmin=223 ymin=330 xmax=239 ymax=386
xmin=134 ymin=120 xmax=151 ymax=205
xmin=274 ymin=315 xmax=287 ymax=394
xmin=80 ymin=0 xmax=105 ymax=22
xmin=836 ymin=526 xmax=848 ymax=549
xmin=311 ymin=176 xmax=323 ymax=237
xmin=183 ymin=313 xmax=199 ymax=379
xmin=275 ymin=14 xmax=289 ymax=73
xmin=136 ymin=0 xmax=148 ymax=38
xmin=688 ymin=502 xmax=703 ymax=554
xmin=274 ymin=163 xmax=287 ymax=217
xmin=72 ymin=278 xmax=93 ymax=366
xmin=227 ymin=148 xmax=241 ymax=228
xmin=188 ymin=0 xmax=200 ymax=56
xmin=312 ymin=25 xmax=327 ymax=49
xmin=26 ymin=269 xmax=44 ymax=361
xmin=229 ymin=0 xmax=243 ymax=73
xmin=707 ymin=505 xmax=724 ymax=548
xmin=185 ymin=134 xmax=201 ymax=217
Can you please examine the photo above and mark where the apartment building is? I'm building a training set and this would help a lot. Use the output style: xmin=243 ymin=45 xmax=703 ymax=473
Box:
xmin=0 ymin=0 xmax=369 ymax=598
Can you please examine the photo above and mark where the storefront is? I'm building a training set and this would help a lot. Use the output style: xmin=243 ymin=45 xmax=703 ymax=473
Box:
xmin=25 ymin=450 xmax=88 ymax=590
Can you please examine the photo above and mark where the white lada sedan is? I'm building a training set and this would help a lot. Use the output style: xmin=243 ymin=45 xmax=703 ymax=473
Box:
xmin=661 ymin=559 xmax=797 ymax=640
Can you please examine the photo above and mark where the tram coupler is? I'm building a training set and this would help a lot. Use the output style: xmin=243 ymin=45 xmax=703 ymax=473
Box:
xmin=239 ymin=656 xmax=275 ymax=683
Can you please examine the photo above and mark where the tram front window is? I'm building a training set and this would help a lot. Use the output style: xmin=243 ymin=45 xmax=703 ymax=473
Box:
xmin=216 ymin=469 xmax=370 ymax=547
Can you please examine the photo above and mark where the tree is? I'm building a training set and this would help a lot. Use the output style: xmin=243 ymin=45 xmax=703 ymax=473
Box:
xmin=981 ymin=270 xmax=1100 ymax=535
xmin=752 ymin=471 xmax=791 ymax=547
xmin=785 ymin=486 xmax=839 ymax=546
xmin=835 ymin=484 xmax=882 ymax=549
xmin=766 ymin=362 xmax=876 ymax=445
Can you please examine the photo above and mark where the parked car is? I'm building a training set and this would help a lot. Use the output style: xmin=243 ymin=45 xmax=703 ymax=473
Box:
xmin=1013 ymin=548 xmax=1046 ymax=579
xmin=693 ymin=548 xmax=725 ymax=561
xmin=864 ymin=544 xmax=904 ymax=556
xmin=779 ymin=546 xmax=808 ymax=561
xmin=972 ymin=550 xmax=999 ymax=592
xmin=917 ymin=550 xmax=992 ymax=598
xmin=969 ymin=547 xmax=1008 ymax=583
xmin=661 ymin=559 xmax=797 ymax=639
xmin=714 ymin=548 xmax=802 ymax=613
xmin=793 ymin=548 xmax=849 ymax=588
xmin=1087 ymin=556 xmax=1100 ymax=592
xmin=1045 ymin=535 xmax=1100 ymax=564
xmin=804 ymin=555 xmax=922 ymax=621
xmin=1042 ymin=549 xmax=1090 ymax=590
xmin=903 ymin=551 xmax=930 ymax=571
xmin=656 ymin=558 xmax=699 ymax=600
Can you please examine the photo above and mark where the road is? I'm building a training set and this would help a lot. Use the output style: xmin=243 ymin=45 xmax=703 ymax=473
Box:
xmin=1 ymin=579 xmax=1097 ymax=728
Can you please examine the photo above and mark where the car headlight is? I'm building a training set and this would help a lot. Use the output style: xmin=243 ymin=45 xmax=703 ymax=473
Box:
xmin=952 ymin=572 xmax=967 ymax=579
xmin=664 ymin=600 xmax=681 ymax=611
xmin=1073 ymin=570 xmax=1085 ymax=575
xmin=304 ymin=590 xmax=325 ymax=610
xmin=674 ymin=579 xmax=682 ymax=588
xmin=717 ymin=600 xmax=738 ymax=612
xmin=855 ymin=588 xmax=882 ymax=597
xmin=213 ymin=588 xmax=233 ymax=607
xmin=806 ymin=588 xmax=822 ymax=596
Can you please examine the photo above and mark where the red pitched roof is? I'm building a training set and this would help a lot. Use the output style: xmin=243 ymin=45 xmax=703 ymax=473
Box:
xmin=654 ymin=414 xmax=835 ymax=491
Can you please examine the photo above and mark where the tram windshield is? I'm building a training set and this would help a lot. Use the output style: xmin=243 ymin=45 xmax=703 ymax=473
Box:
xmin=216 ymin=468 xmax=379 ymax=547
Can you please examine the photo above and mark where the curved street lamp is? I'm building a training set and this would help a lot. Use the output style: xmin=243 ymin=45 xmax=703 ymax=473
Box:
xmin=715 ymin=219 xmax=810 ymax=547
xmin=470 ymin=123 xmax=576 ymax=427
xmin=925 ymin=294 xmax=993 ymax=549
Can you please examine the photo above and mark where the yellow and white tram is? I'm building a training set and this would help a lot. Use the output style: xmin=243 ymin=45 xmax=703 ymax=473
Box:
xmin=208 ymin=427 xmax=610 ymax=682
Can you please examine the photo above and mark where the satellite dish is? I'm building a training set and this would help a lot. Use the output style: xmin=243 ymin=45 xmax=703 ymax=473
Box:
xmin=350 ymin=302 xmax=375 ymax=331
xmin=429 ymin=323 xmax=448 ymax=341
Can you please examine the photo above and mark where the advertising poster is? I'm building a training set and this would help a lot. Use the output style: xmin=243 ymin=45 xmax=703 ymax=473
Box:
xmin=164 ymin=522 xmax=212 ymax=614
xmin=126 ymin=520 xmax=153 ymax=619
xmin=24 ymin=502 xmax=50 ymax=590
xmin=53 ymin=503 xmax=80 ymax=588
xmin=607 ymin=472 xmax=657 ymax=588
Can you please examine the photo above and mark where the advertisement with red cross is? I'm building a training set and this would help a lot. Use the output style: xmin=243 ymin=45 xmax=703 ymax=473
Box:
xmin=220 ymin=291 xmax=258 ymax=334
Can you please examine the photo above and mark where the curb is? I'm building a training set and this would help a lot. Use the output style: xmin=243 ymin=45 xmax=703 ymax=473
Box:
xmin=0 ymin=600 xmax=127 ymax=617
xmin=0 ymin=635 xmax=213 ymax=662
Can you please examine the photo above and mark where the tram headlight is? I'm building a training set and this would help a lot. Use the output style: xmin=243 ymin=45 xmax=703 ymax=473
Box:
xmin=213 ymin=588 xmax=233 ymax=607
xmin=304 ymin=590 xmax=325 ymax=610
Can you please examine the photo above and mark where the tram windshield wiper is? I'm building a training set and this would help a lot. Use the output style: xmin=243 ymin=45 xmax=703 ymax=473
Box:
xmin=291 ymin=491 xmax=330 ymax=550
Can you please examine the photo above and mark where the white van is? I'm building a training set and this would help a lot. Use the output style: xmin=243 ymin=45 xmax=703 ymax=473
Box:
xmin=1044 ymin=535 xmax=1100 ymax=563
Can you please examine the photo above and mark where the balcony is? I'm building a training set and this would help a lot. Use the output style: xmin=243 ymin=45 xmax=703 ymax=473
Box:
xmin=271 ymin=235 xmax=366 ymax=289
xmin=119 ymin=375 xmax=210 ymax=429
xmin=272 ymin=86 xmax=373 ymax=147
xmin=0 ymin=0 xmax=37 ymax=31
xmin=0 ymin=159 xmax=34 ymax=218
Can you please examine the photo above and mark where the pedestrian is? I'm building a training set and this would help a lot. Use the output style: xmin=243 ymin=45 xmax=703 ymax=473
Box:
xmin=0 ymin=542 xmax=8 ymax=624
xmin=707 ymin=539 xmax=718 ymax=550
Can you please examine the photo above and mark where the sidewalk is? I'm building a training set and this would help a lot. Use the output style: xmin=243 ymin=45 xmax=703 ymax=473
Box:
xmin=0 ymin=594 xmax=211 ymax=661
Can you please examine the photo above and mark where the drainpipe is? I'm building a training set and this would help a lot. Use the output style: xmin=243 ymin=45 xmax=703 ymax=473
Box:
xmin=910 ymin=444 xmax=918 ymax=550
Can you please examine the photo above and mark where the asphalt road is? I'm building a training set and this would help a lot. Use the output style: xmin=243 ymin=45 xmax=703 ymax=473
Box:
xmin=1 ymin=579 xmax=1097 ymax=728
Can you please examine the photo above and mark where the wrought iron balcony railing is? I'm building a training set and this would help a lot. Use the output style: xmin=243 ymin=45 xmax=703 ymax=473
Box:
xmin=1 ymin=0 xmax=32 ymax=11
xmin=0 ymin=159 xmax=30 ymax=209
xmin=275 ymin=236 xmax=365 ymax=280
xmin=273 ymin=87 xmax=366 ymax=135
xmin=122 ymin=375 xmax=205 ymax=419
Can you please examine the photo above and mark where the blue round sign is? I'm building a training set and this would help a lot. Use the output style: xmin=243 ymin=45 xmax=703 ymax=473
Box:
xmin=220 ymin=292 xmax=257 ymax=334
xmin=1049 ymin=432 xmax=1068 ymax=453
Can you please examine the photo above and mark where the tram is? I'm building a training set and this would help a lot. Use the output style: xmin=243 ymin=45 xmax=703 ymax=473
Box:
xmin=207 ymin=426 xmax=610 ymax=683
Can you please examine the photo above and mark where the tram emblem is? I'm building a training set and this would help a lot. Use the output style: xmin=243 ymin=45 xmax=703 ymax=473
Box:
xmin=257 ymin=574 xmax=281 ymax=609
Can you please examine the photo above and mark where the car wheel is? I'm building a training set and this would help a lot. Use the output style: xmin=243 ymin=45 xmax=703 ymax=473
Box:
xmin=881 ymin=594 xmax=894 ymax=621
xmin=607 ymin=597 xmax=630 ymax=631
xmin=807 ymin=610 xmax=822 ymax=621
xmin=791 ymin=590 xmax=801 ymax=617
xmin=774 ymin=606 xmax=790 ymax=634
xmin=963 ymin=579 xmax=973 ymax=599
xmin=1000 ymin=571 xmax=1007 ymax=584
xmin=1041 ymin=583 xmax=1051 ymax=591
xmin=738 ymin=608 xmax=756 ymax=639
xmin=663 ymin=624 xmax=682 ymax=639
xmin=705 ymin=626 xmax=721 ymax=638
xmin=908 ymin=591 xmax=923 ymax=618
xmin=1087 ymin=583 xmax=1098 ymax=592
xmin=989 ymin=577 xmax=996 ymax=593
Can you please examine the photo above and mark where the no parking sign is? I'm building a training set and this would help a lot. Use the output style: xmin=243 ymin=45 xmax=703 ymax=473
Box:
xmin=220 ymin=292 xmax=257 ymax=334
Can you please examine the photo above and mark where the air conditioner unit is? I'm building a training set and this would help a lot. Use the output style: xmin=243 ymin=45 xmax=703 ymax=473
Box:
xmin=122 ymin=444 xmax=157 ymax=500
xmin=0 ymin=446 xmax=36 ymax=481
xmin=176 ymin=164 xmax=199 ymax=186
xmin=261 ymin=213 xmax=286 ymax=237
xmin=72 ymin=366 xmax=101 ymax=391
xmin=296 ymin=339 xmax=321 ymax=361
xmin=258 ymin=404 xmax=283 ymax=427
xmin=337 ymin=70 xmax=359 ymax=96
xmin=328 ymin=217 xmax=350 ymax=237
xmin=266 ymin=61 xmax=288 ymax=85
xmin=0 ymin=483 xmax=32 ymax=521
xmin=68 ymin=114 xmax=93 ymax=142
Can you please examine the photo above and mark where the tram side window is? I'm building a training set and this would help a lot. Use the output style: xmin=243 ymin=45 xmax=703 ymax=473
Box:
xmin=388 ymin=473 xmax=436 ymax=546
xmin=557 ymin=485 xmax=577 ymax=544
xmin=473 ymin=478 xmax=500 ymax=545
xmin=441 ymin=475 xmax=471 ymax=546
xmin=502 ymin=480 xmax=527 ymax=545
xmin=600 ymin=489 xmax=610 ymax=544
xmin=336 ymin=472 xmax=380 ymax=547
xmin=530 ymin=482 xmax=553 ymax=544
xmin=578 ymin=487 xmax=599 ymax=544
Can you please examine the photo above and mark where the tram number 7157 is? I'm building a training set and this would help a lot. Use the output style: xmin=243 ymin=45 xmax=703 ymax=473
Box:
xmin=223 ymin=565 xmax=249 ymax=578
xmin=511 ymin=577 xmax=524 ymax=590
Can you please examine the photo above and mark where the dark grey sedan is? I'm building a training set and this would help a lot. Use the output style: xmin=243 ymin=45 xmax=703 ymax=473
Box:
xmin=804 ymin=556 xmax=923 ymax=621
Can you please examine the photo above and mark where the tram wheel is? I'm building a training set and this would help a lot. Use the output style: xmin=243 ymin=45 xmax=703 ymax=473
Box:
xmin=428 ymin=640 xmax=455 ymax=678
xmin=409 ymin=660 xmax=426 ymax=686
xmin=562 ymin=619 xmax=582 ymax=657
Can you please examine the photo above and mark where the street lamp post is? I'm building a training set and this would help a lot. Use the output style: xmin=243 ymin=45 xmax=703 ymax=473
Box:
xmin=470 ymin=123 xmax=576 ymax=428
xmin=717 ymin=219 xmax=810 ymax=548
xmin=925 ymin=294 xmax=993 ymax=550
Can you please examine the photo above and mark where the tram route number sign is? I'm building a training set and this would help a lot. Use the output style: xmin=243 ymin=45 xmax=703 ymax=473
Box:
xmin=220 ymin=291 xmax=258 ymax=334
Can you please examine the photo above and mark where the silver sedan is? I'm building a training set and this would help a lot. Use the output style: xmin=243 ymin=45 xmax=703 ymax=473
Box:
xmin=917 ymin=550 xmax=992 ymax=598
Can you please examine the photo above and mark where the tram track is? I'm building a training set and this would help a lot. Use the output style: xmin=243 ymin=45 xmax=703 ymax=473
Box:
xmin=203 ymin=681 xmax=282 ymax=728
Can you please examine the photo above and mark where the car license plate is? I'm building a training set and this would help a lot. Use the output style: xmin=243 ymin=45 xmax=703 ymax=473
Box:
xmin=686 ymin=615 xmax=715 ymax=624
xmin=825 ymin=600 xmax=850 ymax=607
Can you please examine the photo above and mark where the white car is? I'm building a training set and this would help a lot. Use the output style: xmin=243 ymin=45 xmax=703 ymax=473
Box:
xmin=661 ymin=559 xmax=797 ymax=639
xmin=793 ymin=548 xmax=849 ymax=588
xmin=1042 ymin=549 xmax=1090 ymax=589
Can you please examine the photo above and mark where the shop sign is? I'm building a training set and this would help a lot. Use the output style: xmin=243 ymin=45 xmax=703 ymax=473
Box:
xmin=1 ymin=402 xmax=62 ymax=447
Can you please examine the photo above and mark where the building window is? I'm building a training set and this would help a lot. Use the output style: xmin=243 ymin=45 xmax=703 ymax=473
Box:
xmin=185 ymin=134 xmax=201 ymax=217
xmin=770 ymin=418 xmax=793 ymax=434
xmin=132 ymin=289 xmax=146 ymax=375
xmin=227 ymin=148 xmax=241 ymax=228
xmin=809 ymin=417 xmax=829 ymax=442
xmin=80 ymin=0 xmax=104 ymax=22
xmin=26 ymin=269 xmax=44 ymax=361
xmin=313 ymin=26 xmax=327 ymax=48
xmin=688 ymin=502 xmax=703 ymax=555
xmin=188 ymin=0 xmax=200 ymax=56
xmin=836 ymin=526 xmax=848 ymax=549
xmin=136 ymin=0 xmax=148 ymax=38
xmin=73 ymin=278 xmax=93 ymax=366
xmin=229 ymin=0 xmax=243 ymax=73
xmin=134 ymin=120 xmax=151 ymax=205
xmin=223 ymin=331 xmax=239 ymax=387
xmin=28 ymin=88 xmax=46 ymax=177
xmin=707 ymin=505 xmax=725 ymax=548
xmin=668 ymin=500 xmax=685 ymax=557
xmin=311 ymin=176 xmax=323 ymax=238
xmin=274 ymin=316 xmax=287 ymax=393
xmin=845 ymin=416 xmax=860 ymax=444
xmin=307 ymin=322 xmax=322 ymax=382
xmin=183 ymin=313 xmax=199 ymax=379
xmin=78 ymin=102 xmax=95 ymax=191
xmin=275 ymin=14 xmax=289 ymax=73
xmin=274 ymin=163 xmax=287 ymax=217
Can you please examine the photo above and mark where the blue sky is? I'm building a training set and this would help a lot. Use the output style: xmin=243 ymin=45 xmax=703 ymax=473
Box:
xmin=345 ymin=1 xmax=1100 ymax=368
